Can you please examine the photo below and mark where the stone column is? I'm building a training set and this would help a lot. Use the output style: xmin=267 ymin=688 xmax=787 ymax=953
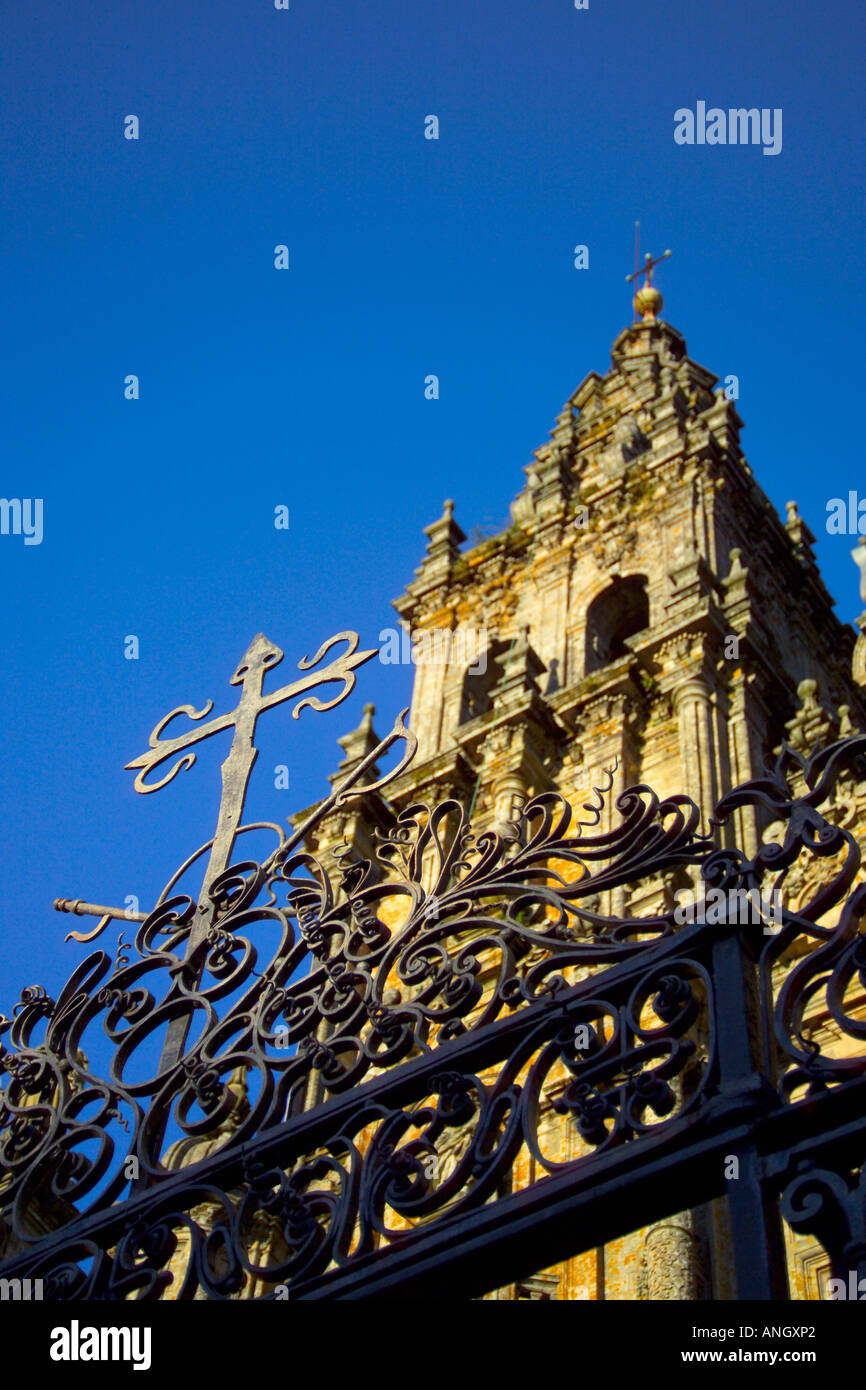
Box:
xmin=674 ymin=678 xmax=718 ymax=827
xmin=641 ymin=1213 xmax=705 ymax=1299
xmin=726 ymin=675 xmax=760 ymax=858
xmin=492 ymin=769 xmax=528 ymax=838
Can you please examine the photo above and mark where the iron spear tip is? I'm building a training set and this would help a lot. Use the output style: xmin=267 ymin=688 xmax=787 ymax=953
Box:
xmin=232 ymin=632 xmax=285 ymax=683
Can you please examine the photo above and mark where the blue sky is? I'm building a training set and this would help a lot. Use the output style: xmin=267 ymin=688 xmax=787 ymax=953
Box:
xmin=0 ymin=0 xmax=863 ymax=1002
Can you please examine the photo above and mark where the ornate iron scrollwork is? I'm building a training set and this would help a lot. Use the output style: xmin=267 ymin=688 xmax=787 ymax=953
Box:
xmin=710 ymin=734 xmax=866 ymax=1098
xmin=2 ymin=634 xmax=866 ymax=1299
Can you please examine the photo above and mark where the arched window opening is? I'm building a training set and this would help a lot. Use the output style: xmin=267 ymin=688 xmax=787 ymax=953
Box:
xmin=585 ymin=576 xmax=649 ymax=675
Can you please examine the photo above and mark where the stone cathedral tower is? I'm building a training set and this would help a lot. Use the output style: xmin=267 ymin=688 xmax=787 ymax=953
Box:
xmin=300 ymin=278 xmax=866 ymax=1299
xmin=321 ymin=278 xmax=863 ymax=872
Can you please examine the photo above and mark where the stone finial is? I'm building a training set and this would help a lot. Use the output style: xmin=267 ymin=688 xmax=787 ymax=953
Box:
xmin=783 ymin=498 xmax=819 ymax=567
xmin=488 ymin=627 xmax=547 ymax=710
xmin=784 ymin=678 xmax=834 ymax=752
xmin=415 ymin=498 xmax=466 ymax=585
xmin=722 ymin=548 xmax=750 ymax=627
xmin=329 ymin=703 xmax=380 ymax=787
xmin=499 ymin=626 xmax=545 ymax=685
xmin=795 ymin=679 xmax=819 ymax=715
xmin=784 ymin=500 xmax=804 ymax=549
xmin=727 ymin=548 xmax=745 ymax=580
xmin=425 ymin=498 xmax=465 ymax=551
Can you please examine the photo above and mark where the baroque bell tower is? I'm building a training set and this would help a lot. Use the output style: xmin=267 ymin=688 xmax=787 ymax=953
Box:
xmin=370 ymin=269 xmax=866 ymax=873
xmin=295 ymin=270 xmax=866 ymax=1301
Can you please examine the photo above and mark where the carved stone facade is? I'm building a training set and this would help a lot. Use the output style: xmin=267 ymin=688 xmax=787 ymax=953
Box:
xmin=295 ymin=297 xmax=866 ymax=1300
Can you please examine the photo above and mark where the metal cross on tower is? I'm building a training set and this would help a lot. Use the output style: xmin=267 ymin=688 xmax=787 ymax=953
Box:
xmin=625 ymin=220 xmax=672 ymax=289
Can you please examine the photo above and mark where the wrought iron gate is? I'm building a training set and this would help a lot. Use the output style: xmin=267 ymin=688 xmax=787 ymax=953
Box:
xmin=2 ymin=630 xmax=866 ymax=1300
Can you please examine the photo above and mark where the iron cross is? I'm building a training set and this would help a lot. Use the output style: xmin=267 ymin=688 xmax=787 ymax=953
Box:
xmin=125 ymin=629 xmax=378 ymax=1073
xmin=625 ymin=221 xmax=672 ymax=288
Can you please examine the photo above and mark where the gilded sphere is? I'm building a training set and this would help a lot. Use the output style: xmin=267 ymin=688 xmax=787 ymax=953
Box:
xmin=633 ymin=284 xmax=663 ymax=320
